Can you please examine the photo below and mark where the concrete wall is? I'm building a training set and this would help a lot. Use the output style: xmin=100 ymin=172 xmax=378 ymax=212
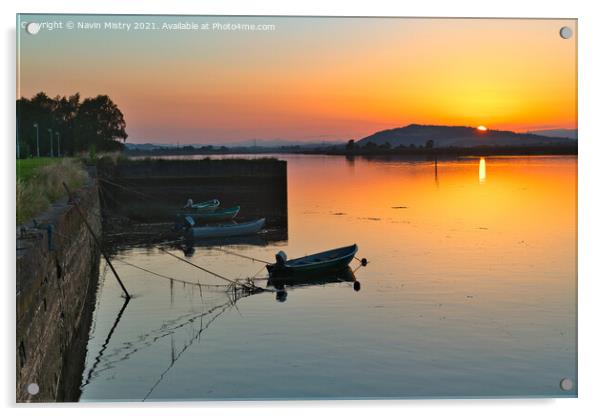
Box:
xmin=16 ymin=181 xmax=101 ymax=402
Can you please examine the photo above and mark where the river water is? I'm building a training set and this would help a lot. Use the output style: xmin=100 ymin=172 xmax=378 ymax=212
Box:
xmin=80 ymin=154 xmax=577 ymax=401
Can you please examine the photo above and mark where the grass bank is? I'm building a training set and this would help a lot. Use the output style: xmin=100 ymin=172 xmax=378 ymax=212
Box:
xmin=16 ymin=158 xmax=58 ymax=182
xmin=16 ymin=158 xmax=88 ymax=224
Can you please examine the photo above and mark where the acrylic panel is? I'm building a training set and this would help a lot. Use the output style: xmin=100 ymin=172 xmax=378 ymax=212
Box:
xmin=16 ymin=15 xmax=577 ymax=402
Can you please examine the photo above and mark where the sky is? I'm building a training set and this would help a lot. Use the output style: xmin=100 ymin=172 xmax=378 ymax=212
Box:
xmin=17 ymin=15 xmax=577 ymax=144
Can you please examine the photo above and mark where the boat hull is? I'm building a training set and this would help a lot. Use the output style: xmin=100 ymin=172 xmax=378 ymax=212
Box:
xmin=267 ymin=244 xmax=358 ymax=277
xmin=189 ymin=199 xmax=220 ymax=212
xmin=177 ymin=206 xmax=240 ymax=223
xmin=186 ymin=218 xmax=266 ymax=239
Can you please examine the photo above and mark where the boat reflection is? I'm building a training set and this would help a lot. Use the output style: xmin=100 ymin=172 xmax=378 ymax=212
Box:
xmin=268 ymin=266 xmax=360 ymax=302
xmin=179 ymin=234 xmax=272 ymax=257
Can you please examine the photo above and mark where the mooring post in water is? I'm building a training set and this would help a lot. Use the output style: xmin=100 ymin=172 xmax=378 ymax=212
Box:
xmin=63 ymin=182 xmax=131 ymax=300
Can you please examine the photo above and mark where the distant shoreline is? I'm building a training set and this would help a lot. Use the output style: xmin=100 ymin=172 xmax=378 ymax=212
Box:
xmin=124 ymin=144 xmax=577 ymax=158
xmin=306 ymin=144 xmax=578 ymax=157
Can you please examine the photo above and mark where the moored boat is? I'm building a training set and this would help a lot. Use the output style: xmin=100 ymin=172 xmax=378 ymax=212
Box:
xmin=266 ymin=244 xmax=358 ymax=277
xmin=177 ymin=206 xmax=240 ymax=223
xmin=186 ymin=218 xmax=266 ymax=239
xmin=183 ymin=198 xmax=220 ymax=212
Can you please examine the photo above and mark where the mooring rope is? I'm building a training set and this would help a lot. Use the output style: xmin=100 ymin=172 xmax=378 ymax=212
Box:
xmin=159 ymin=247 xmax=256 ymax=290
xmin=98 ymin=176 xmax=157 ymax=201
xmin=211 ymin=246 xmax=271 ymax=265
xmin=114 ymin=258 xmax=231 ymax=288
xmin=250 ymin=264 xmax=268 ymax=279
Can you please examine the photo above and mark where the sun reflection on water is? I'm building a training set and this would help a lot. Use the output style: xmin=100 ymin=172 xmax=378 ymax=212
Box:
xmin=479 ymin=157 xmax=487 ymax=184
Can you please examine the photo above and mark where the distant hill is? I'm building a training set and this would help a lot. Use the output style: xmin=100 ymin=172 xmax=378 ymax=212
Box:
xmin=125 ymin=143 xmax=175 ymax=150
xmin=527 ymin=128 xmax=577 ymax=140
xmin=357 ymin=124 xmax=574 ymax=148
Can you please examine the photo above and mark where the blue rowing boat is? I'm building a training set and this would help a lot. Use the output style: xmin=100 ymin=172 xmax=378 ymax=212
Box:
xmin=186 ymin=218 xmax=266 ymax=239
xmin=266 ymin=244 xmax=358 ymax=277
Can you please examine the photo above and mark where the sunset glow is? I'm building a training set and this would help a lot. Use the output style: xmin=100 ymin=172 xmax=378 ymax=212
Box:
xmin=15 ymin=14 xmax=578 ymax=401
xmin=17 ymin=16 xmax=577 ymax=144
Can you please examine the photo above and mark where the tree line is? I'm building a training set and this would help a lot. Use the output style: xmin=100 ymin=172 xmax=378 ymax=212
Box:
xmin=346 ymin=139 xmax=435 ymax=151
xmin=16 ymin=92 xmax=128 ymax=158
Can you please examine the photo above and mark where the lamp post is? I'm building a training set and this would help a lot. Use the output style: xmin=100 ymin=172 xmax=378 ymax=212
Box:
xmin=56 ymin=132 xmax=61 ymax=157
xmin=16 ymin=115 xmax=20 ymax=159
xmin=33 ymin=122 xmax=40 ymax=157
xmin=48 ymin=128 xmax=53 ymax=157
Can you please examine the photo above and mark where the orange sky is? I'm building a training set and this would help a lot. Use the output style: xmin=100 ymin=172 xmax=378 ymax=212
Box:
xmin=18 ymin=16 xmax=577 ymax=143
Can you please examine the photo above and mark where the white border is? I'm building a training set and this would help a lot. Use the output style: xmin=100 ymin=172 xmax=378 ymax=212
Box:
xmin=2 ymin=1 xmax=601 ymax=415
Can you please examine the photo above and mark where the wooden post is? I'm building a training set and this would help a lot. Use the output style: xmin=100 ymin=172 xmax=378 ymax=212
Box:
xmin=63 ymin=182 xmax=131 ymax=299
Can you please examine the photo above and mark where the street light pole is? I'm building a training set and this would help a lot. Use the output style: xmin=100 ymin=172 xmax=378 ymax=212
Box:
xmin=16 ymin=115 xmax=20 ymax=159
xmin=33 ymin=122 xmax=39 ymax=157
xmin=48 ymin=128 xmax=53 ymax=157
xmin=56 ymin=132 xmax=61 ymax=157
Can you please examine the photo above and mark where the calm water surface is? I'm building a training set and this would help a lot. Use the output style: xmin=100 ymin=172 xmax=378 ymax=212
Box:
xmin=80 ymin=155 xmax=577 ymax=401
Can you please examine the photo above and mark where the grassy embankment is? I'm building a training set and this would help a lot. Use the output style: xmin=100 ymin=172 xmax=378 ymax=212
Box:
xmin=16 ymin=158 xmax=88 ymax=224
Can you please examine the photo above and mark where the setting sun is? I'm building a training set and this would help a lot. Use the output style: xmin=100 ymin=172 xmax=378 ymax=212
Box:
xmin=477 ymin=125 xmax=488 ymax=131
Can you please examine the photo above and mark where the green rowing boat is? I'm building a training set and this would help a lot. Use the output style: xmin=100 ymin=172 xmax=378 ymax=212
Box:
xmin=177 ymin=206 xmax=240 ymax=223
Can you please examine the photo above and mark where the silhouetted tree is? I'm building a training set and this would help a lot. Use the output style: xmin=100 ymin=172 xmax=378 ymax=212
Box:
xmin=346 ymin=139 xmax=355 ymax=151
xmin=74 ymin=95 xmax=127 ymax=152
xmin=17 ymin=93 xmax=57 ymax=157
xmin=425 ymin=139 xmax=434 ymax=149
xmin=16 ymin=92 xmax=127 ymax=157
xmin=54 ymin=93 xmax=80 ymax=153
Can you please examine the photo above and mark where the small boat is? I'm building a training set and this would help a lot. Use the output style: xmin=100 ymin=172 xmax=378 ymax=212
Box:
xmin=177 ymin=206 xmax=240 ymax=223
xmin=186 ymin=218 xmax=266 ymax=239
xmin=183 ymin=199 xmax=220 ymax=212
xmin=266 ymin=244 xmax=358 ymax=277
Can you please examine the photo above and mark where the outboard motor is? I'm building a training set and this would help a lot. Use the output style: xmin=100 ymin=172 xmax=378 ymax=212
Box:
xmin=275 ymin=251 xmax=287 ymax=267
xmin=184 ymin=216 xmax=195 ymax=228
xmin=175 ymin=215 xmax=195 ymax=229
xmin=181 ymin=216 xmax=196 ymax=241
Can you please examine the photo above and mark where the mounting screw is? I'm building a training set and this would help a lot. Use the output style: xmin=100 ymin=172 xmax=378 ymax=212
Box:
xmin=559 ymin=378 xmax=574 ymax=391
xmin=27 ymin=383 xmax=39 ymax=395
xmin=559 ymin=26 xmax=573 ymax=39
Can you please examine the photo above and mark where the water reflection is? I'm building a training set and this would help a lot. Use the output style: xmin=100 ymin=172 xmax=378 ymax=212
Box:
xmin=81 ymin=296 xmax=130 ymax=390
xmin=81 ymin=155 xmax=577 ymax=401
xmin=479 ymin=157 xmax=487 ymax=184
xmin=268 ymin=266 xmax=361 ymax=302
